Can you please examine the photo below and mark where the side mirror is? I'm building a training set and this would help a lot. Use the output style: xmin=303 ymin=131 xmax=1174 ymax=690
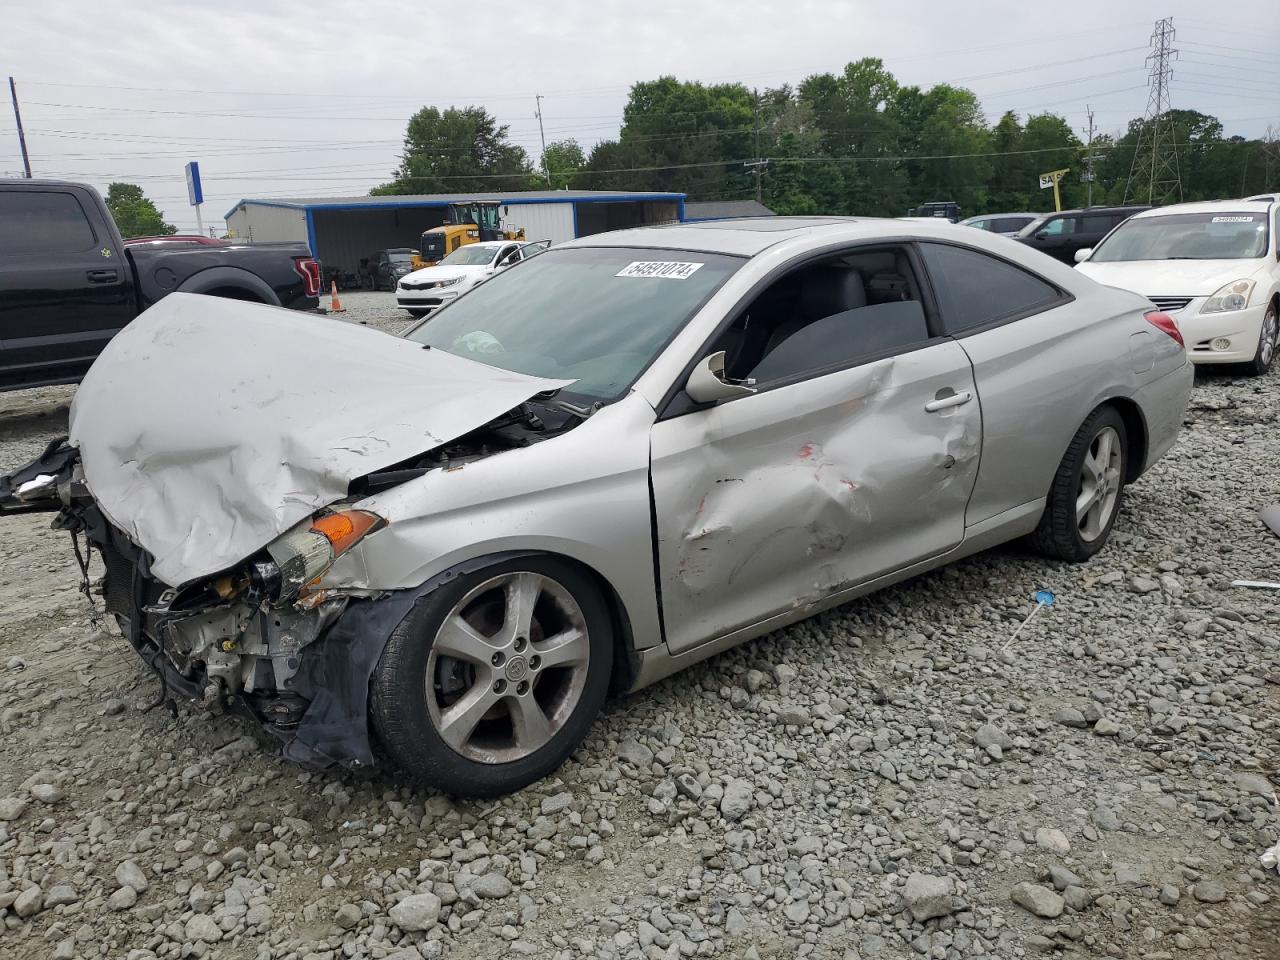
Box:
xmin=1073 ymin=248 xmax=1093 ymax=263
xmin=685 ymin=351 xmax=756 ymax=405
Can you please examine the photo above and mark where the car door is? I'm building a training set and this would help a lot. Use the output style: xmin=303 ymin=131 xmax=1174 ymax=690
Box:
xmin=916 ymin=240 xmax=1082 ymax=528
xmin=0 ymin=187 xmax=133 ymax=384
xmin=1025 ymin=214 xmax=1079 ymax=263
xmin=649 ymin=244 xmax=982 ymax=655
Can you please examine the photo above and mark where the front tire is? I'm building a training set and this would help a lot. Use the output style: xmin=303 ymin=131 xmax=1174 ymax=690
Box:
xmin=1031 ymin=406 xmax=1128 ymax=562
xmin=370 ymin=557 xmax=613 ymax=797
xmin=1244 ymin=300 xmax=1277 ymax=376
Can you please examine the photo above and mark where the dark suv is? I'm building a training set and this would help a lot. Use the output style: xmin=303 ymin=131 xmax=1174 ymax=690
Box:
xmin=1015 ymin=205 xmax=1151 ymax=264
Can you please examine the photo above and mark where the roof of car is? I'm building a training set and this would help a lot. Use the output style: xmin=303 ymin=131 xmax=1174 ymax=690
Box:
xmin=961 ymin=212 xmax=1040 ymax=221
xmin=1129 ymin=199 xmax=1276 ymax=218
xmin=565 ymin=217 xmax=871 ymax=256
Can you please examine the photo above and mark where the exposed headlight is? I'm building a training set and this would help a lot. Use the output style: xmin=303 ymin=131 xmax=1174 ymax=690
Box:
xmin=252 ymin=509 xmax=385 ymax=604
xmin=437 ymin=277 xmax=462 ymax=287
xmin=1201 ymin=279 xmax=1255 ymax=314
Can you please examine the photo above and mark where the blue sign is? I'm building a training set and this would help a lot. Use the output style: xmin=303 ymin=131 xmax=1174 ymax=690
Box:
xmin=185 ymin=161 xmax=203 ymax=206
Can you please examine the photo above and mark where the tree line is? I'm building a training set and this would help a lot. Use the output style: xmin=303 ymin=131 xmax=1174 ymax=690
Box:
xmin=373 ymin=58 xmax=1279 ymax=216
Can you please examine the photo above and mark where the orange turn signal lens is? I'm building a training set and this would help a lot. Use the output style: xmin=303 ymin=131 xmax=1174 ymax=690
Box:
xmin=310 ymin=510 xmax=383 ymax=556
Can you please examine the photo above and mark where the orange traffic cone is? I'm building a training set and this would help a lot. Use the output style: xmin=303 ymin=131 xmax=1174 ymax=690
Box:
xmin=328 ymin=280 xmax=345 ymax=313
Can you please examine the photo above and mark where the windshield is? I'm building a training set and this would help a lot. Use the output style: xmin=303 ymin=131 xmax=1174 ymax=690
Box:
xmin=388 ymin=252 xmax=414 ymax=264
xmin=405 ymin=246 xmax=742 ymax=403
xmin=1089 ymin=212 xmax=1270 ymax=261
xmin=440 ymin=245 xmax=500 ymax=266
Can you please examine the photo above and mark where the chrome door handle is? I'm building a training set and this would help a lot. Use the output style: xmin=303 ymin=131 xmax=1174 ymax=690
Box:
xmin=925 ymin=390 xmax=973 ymax=413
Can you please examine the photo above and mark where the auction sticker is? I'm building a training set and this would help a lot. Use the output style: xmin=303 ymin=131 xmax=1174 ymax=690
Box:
xmin=1211 ymin=216 xmax=1256 ymax=223
xmin=616 ymin=261 xmax=704 ymax=279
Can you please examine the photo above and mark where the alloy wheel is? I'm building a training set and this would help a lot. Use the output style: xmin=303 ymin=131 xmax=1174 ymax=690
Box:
xmin=425 ymin=572 xmax=590 ymax=764
xmin=1260 ymin=305 xmax=1277 ymax=369
xmin=1076 ymin=425 xmax=1123 ymax=542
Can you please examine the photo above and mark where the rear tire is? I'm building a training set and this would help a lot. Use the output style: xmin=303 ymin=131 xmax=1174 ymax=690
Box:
xmin=1243 ymin=301 xmax=1277 ymax=376
xmin=370 ymin=557 xmax=613 ymax=797
xmin=1031 ymin=406 xmax=1128 ymax=562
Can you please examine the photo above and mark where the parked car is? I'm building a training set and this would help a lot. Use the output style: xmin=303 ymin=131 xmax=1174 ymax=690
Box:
xmin=396 ymin=239 xmax=550 ymax=317
xmin=1 ymin=217 xmax=1192 ymax=796
xmin=359 ymin=249 xmax=417 ymax=291
xmin=960 ymin=213 xmax=1041 ymax=236
xmin=0 ymin=179 xmax=320 ymax=391
xmin=1015 ymin=205 xmax=1150 ymax=264
xmin=907 ymin=201 xmax=962 ymax=222
xmin=1075 ymin=198 xmax=1279 ymax=374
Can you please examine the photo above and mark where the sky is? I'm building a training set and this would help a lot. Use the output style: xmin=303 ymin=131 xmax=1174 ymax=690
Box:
xmin=3 ymin=0 xmax=1277 ymax=232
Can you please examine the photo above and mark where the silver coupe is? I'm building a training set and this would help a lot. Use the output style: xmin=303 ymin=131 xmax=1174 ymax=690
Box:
xmin=3 ymin=217 xmax=1193 ymax=796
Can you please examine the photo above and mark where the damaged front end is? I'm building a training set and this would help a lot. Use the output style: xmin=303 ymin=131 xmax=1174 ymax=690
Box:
xmin=1 ymin=437 xmax=392 ymax=765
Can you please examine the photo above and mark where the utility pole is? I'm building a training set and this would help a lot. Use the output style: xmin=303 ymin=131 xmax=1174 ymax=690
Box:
xmin=1083 ymin=106 xmax=1096 ymax=206
xmin=1125 ymin=17 xmax=1182 ymax=205
xmin=744 ymin=88 xmax=768 ymax=204
xmin=534 ymin=95 xmax=551 ymax=188
xmin=8 ymin=77 xmax=32 ymax=178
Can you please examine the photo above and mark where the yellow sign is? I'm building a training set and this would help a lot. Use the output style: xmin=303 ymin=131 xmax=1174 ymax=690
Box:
xmin=1038 ymin=168 xmax=1070 ymax=212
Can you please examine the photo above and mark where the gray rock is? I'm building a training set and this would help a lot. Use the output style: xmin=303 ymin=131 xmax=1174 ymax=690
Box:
xmin=185 ymin=914 xmax=223 ymax=943
xmin=107 ymin=886 xmax=137 ymax=911
xmin=783 ymin=900 xmax=809 ymax=923
xmin=1130 ymin=576 xmax=1160 ymax=594
xmin=29 ymin=783 xmax=64 ymax=804
xmin=334 ymin=902 xmax=361 ymax=930
xmin=471 ymin=872 xmax=512 ymax=899
xmin=674 ymin=773 xmax=702 ymax=800
xmin=115 ymin=860 xmax=149 ymax=894
xmin=902 ymin=873 xmax=958 ymax=922
xmin=0 ymin=797 xmax=27 ymax=821
xmin=540 ymin=792 xmax=573 ymax=815
xmin=1048 ymin=866 xmax=1082 ymax=891
xmin=617 ymin=738 xmax=654 ymax=767
xmin=773 ymin=663 xmax=798 ymax=685
xmin=13 ymin=887 xmax=43 ymax=918
xmin=1159 ymin=885 xmax=1181 ymax=906
xmin=1063 ymin=886 xmax=1093 ymax=912
xmin=1053 ymin=706 xmax=1088 ymax=728
xmin=45 ymin=885 xmax=79 ymax=907
xmin=1010 ymin=882 xmax=1064 ymax=919
xmin=1193 ymin=881 xmax=1226 ymax=903
xmin=1093 ymin=717 xmax=1121 ymax=737
xmin=1035 ymin=828 xmax=1071 ymax=855
xmin=1234 ymin=773 xmax=1274 ymax=798
xmin=1093 ymin=806 xmax=1122 ymax=831
xmin=390 ymin=892 xmax=442 ymax=930
xmin=974 ymin=724 xmax=1013 ymax=751
xmin=744 ymin=669 xmax=768 ymax=693
xmin=720 ymin=779 xmax=754 ymax=821
xmin=778 ymin=704 xmax=810 ymax=725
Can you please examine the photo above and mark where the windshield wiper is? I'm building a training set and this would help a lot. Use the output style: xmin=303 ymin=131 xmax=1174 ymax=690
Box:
xmin=535 ymin=390 xmax=602 ymax=421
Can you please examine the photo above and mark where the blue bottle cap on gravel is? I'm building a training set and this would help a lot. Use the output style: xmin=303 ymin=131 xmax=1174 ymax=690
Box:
xmin=1034 ymin=589 xmax=1056 ymax=606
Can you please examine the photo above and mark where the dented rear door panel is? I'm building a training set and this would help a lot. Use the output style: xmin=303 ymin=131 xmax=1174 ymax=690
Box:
xmin=650 ymin=341 xmax=981 ymax=655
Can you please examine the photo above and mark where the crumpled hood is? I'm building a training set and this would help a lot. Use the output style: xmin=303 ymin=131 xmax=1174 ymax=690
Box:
xmin=70 ymin=293 xmax=569 ymax=587
xmin=1076 ymin=259 xmax=1265 ymax=296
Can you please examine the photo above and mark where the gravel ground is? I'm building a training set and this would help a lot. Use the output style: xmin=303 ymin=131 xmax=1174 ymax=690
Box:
xmin=0 ymin=305 xmax=1276 ymax=960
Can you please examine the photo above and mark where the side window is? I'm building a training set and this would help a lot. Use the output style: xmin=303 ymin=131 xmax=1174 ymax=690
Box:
xmin=708 ymin=245 xmax=933 ymax=386
xmin=1079 ymin=214 xmax=1114 ymax=233
xmin=1041 ymin=216 xmax=1075 ymax=236
xmin=0 ymin=191 xmax=97 ymax=257
xmin=968 ymin=219 xmax=989 ymax=231
xmin=919 ymin=242 xmax=1064 ymax=335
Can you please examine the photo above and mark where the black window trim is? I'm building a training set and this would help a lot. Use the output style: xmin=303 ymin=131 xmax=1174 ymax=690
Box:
xmin=656 ymin=237 xmax=950 ymax=420
xmin=913 ymin=238 xmax=1075 ymax=339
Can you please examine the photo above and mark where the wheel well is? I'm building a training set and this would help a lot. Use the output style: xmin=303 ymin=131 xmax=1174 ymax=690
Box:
xmin=203 ymin=286 xmax=266 ymax=303
xmin=1104 ymin=397 xmax=1148 ymax=483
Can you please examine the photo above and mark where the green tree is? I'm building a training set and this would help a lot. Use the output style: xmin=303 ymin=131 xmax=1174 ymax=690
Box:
xmin=105 ymin=182 xmax=176 ymax=238
xmin=891 ymin=84 xmax=991 ymax=215
xmin=374 ymin=106 xmax=532 ymax=195
xmin=540 ymin=140 xmax=585 ymax=189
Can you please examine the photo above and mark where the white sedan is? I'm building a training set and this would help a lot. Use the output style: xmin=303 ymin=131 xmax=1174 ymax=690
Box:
xmin=396 ymin=239 xmax=551 ymax=317
xmin=1075 ymin=198 xmax=1279 ymax=374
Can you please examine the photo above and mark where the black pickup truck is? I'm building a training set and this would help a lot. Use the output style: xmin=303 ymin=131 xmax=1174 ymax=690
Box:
xmin=0 ymin=179 xmax=321 ymax=391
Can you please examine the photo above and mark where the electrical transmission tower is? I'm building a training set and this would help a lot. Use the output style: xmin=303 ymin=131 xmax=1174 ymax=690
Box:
xmin=1125 ymin=17 xmax=1183 ymax=205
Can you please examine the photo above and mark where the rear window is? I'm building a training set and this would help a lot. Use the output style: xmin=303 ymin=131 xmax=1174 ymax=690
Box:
xmin=0 ymin=191 xmax=97 ymax=256
xmin=920 ymin=242 xmax=1064 ymax=334
xmin=1090 ymin=212 xmax=1270 ymax=261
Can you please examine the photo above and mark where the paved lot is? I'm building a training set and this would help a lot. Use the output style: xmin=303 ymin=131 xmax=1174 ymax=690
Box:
xmin=0 ymin=310 xmax=1276 ymax=959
